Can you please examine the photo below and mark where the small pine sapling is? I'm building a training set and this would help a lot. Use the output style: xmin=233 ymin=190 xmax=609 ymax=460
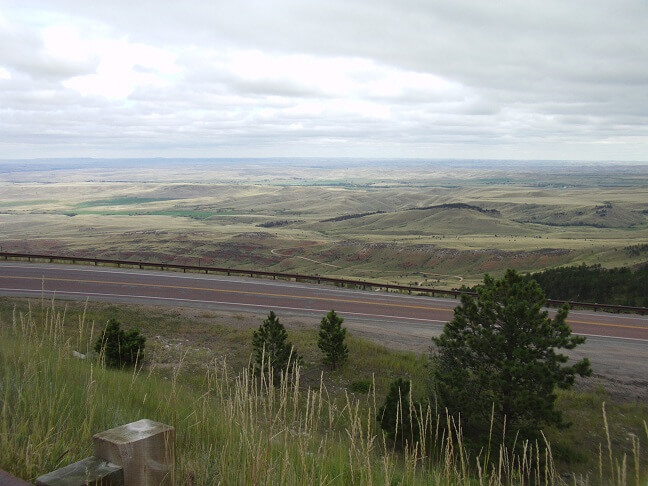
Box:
xmin=317 ymin=310 xmax=349 ymax=368
xmin=94 ymin=318 xmax=145 ymax=368
xmin=252 ymin=311 xmax=302 ymax=382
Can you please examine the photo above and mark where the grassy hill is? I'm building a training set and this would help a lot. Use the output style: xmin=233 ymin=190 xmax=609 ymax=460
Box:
xmin=311 ymin=206 xmax=540 ymax=237
xmin=1 ymin=297 xmax=646 ymax=484
xmin=2 ymin=176 xmax=647 ymax=289
xmin=510 ymin=202 xmax=647 ymax=229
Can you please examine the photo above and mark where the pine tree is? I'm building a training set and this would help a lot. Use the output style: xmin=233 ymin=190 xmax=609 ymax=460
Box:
xmin=94 ymin=318 xmax=145 ymax=368
xmin=377 ymin=378 xmax=420 ymax=448
xmin=431 ymin=270 xmax=591 ymax=449
xmin=252 ymin=311 xmax=302 ymax=381
xmin=317 ymin=310 xmax=349 ymax=368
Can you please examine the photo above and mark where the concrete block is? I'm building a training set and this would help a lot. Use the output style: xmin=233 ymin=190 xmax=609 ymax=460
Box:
xmin=93 ymin=419 xmax=174 ymax=486
xmin=35 ymin=456 xmax=123 ymax=486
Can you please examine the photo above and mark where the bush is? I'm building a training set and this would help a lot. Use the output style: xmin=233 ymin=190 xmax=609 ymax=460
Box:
xmin=251 ymin=311 xmax=302 ymax=382
xmin=377 ymin=378 xmax=421 ymax=448
xmin=349 ymin=379 xmax=372 ymax=394
xmin=94 ymin=318 xmax=145 ymax=368
xmin=317 ymin=310 xmax=349 ymax=368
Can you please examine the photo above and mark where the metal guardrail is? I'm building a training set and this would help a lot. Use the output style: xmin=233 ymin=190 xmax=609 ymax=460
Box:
xmin=1 ymin=251 xmax=646 ymax=315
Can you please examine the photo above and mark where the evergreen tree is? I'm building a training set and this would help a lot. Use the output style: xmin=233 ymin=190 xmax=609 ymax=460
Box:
xmin=252 ymin=311 xmax=302 ymax=381
xmin=94 ymin=318 xmax=145 ymax=368
xmin=317 ymin=310 xmax=349 ymax=368
xmin=431 ymin=270 xmax=591 ymax=449
xmin=377 ymin=378 xmax=420 ymax=448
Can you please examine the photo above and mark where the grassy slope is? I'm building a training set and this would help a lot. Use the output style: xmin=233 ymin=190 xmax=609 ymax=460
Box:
xmin=1 ymin=180 xmax=647 ymax=289
xmin=1 ymin=297 xmax=646 ymax=484
xmin=1 ymin=301 xmax=428 ymax=484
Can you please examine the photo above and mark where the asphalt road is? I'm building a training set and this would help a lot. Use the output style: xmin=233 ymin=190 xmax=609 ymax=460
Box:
xmin=1 ymin=261 xmax=647 ymax=341
xmin=1 ymin=261 xmax=646 ymax=400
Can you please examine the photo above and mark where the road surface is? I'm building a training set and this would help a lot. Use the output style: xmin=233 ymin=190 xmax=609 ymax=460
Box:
xmin=1 ymin=261 xmax=646 ymax=400
xmin=1 ymin=261 xmax=646 ymax=341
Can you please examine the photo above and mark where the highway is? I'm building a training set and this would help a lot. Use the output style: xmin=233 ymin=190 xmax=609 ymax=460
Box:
xmin=1 ymin=261 xmax=647 ymax=342
xmin=1 ymin=261 xmax=647 ymax=401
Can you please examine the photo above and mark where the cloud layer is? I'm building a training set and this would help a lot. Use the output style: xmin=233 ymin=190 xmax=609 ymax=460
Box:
xmin=1 ymin=0 xmax=647 ymax=160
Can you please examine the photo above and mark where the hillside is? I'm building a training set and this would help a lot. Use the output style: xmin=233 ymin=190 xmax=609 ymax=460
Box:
xmin=1 ymin=297 xmax=646 ymax=484
xmin=310 ymin=205 xmax=540 ymax=236
xmin=511 ymin=202 xmax=646 ymax=229
xmin=1 ymin=165 xmax=647 ymax=289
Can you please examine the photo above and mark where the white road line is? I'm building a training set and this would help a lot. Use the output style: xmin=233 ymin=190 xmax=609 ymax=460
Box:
xmin=2 ymin=262 xmax=647 ymax=322
xmin=568 ymin=309 xmax=648 ymax=322
xmin=576 ymin=333 xmax=648 ymax=343
xmin=2 ymin=287 xmax=646 ymax=343
xmin=0 ymin=262 xmax=461 ymax=305
xmin=0 ymin=288 xmax=449 ymax=324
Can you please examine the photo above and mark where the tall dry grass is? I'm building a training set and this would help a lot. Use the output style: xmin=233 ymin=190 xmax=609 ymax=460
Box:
xmin=0 ymin=298 xmax=646 ymax=484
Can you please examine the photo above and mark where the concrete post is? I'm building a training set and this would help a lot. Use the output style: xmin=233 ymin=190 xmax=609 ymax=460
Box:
xmin=93 ymin=419 xmax=175 ymax=486
xmin=36 ymin=457 xmax=123 ymax=486
xmin=1 ymin=468 xmax=32 ymax=486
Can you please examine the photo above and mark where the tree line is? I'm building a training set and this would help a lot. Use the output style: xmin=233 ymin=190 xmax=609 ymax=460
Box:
xmin=526 ymin=263 xmax=648 ymax=307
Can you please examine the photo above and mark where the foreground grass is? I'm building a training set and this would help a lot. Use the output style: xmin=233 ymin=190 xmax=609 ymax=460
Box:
xmin=1 ymin=298 xmax=646 ymax=484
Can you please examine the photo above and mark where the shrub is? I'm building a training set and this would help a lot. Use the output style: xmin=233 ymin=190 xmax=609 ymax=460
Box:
xmin=349 ymin=379 xmax=372 ymax=394
xmin=317 ymin=310 xmax=349 ymax=368
xmin=94 ymin=318 xmax=145 ymax=368
xmin=251 ymin=311 xmax=302 ymax=382
xmin=377 ymin=378 xmax=420 ymax=448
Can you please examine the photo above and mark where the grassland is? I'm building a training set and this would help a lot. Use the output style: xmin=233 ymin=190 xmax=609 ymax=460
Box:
xmin=1 ymin=296 xmax=647 ymax=484
xmin=1 ymin=160 xmax=647 ymax=289
xmin=2 ymin=161 xmax=647 ymax=484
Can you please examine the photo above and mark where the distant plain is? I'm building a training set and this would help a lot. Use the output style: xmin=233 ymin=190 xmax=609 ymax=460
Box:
xmin=1 ymin=159 xmax=647 ymax=289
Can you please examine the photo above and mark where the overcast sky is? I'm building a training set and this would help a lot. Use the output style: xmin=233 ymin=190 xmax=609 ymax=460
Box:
xmin=1 ymin=0 xmax=647 ymax=161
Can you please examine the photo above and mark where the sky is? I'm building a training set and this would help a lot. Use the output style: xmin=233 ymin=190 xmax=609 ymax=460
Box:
xmin=0 ymin=0 xmax=647 ymax=161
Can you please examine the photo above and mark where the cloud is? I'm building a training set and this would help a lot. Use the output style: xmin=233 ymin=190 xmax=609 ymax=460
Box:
xmin=62 ymin=38 xmax=181 ymax=99
xmin=0 ymin=0 xmax=647 ymax=160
